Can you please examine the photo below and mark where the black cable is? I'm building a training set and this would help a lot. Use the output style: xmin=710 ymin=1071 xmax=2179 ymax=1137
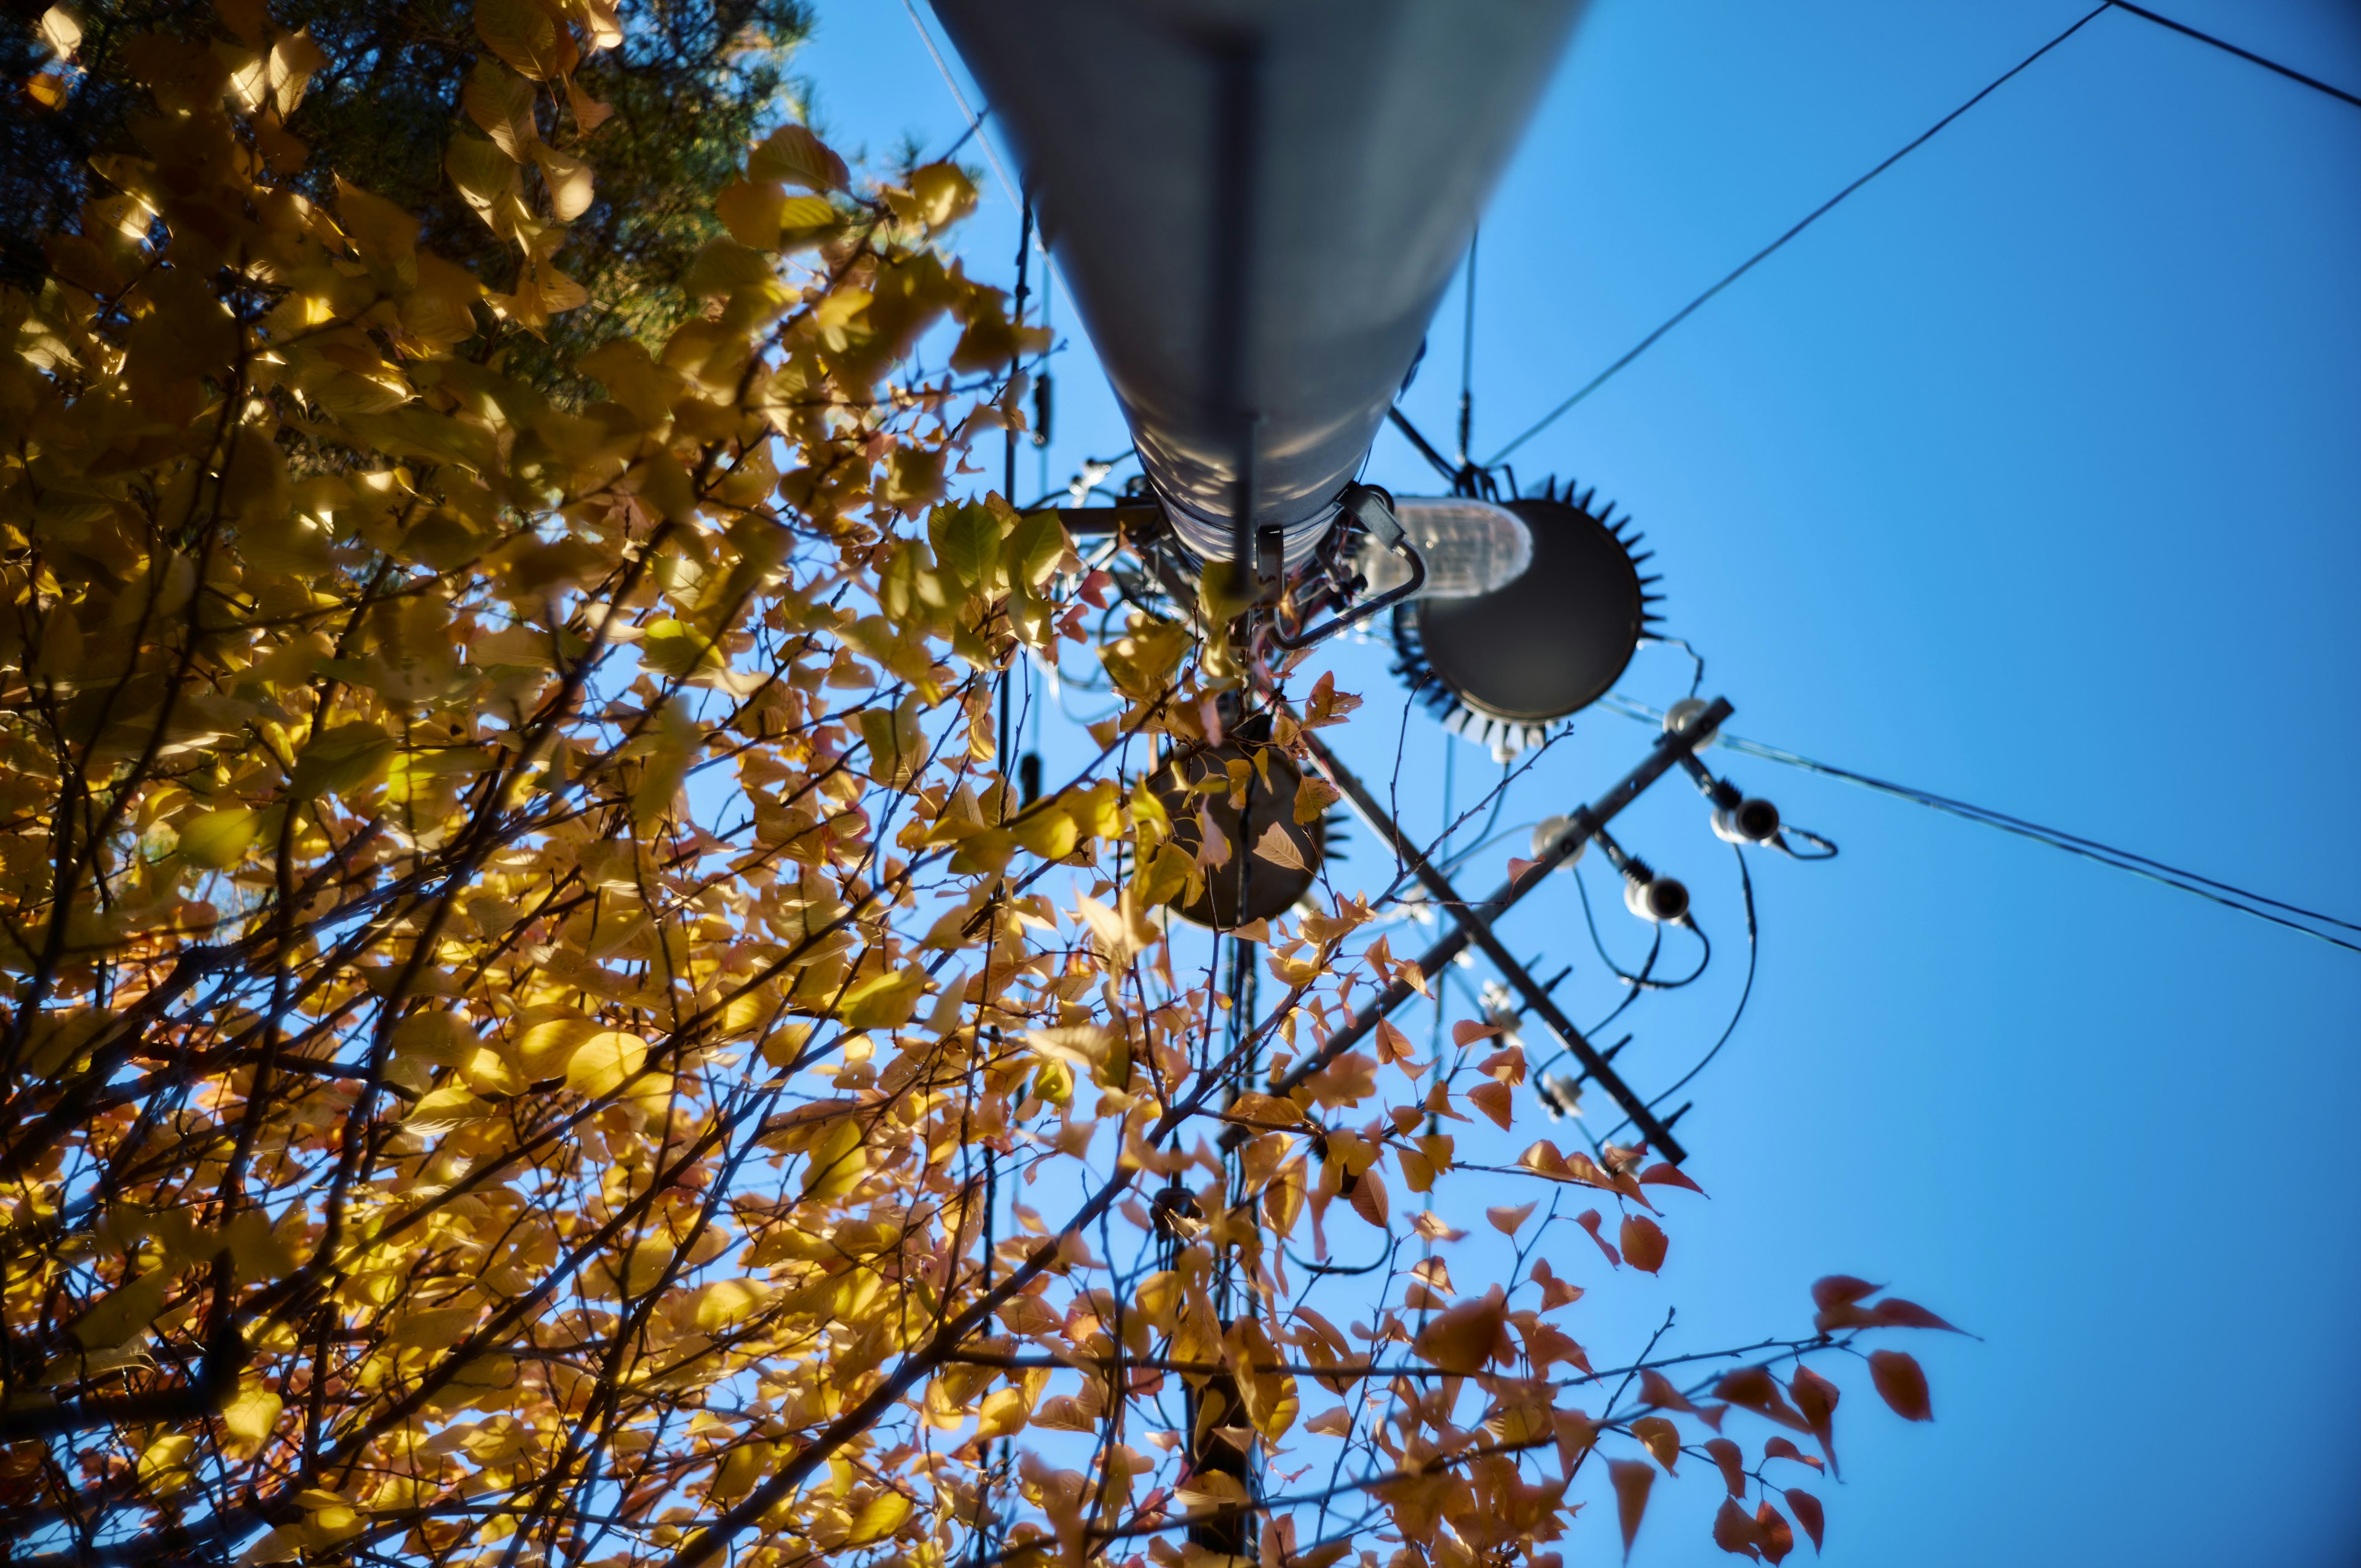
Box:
xmin=1773 ymin=823 xmax=1840 ymax=861
xmin=1456 ymin=227 xmax=1479 ymax=478
xmin=2105 ymin=0 xmax=2361 ymax=111
xmin=1720 ymin=734 xmax=2361 ymax=950
xmin=940 ymin=106 xmax=991 ymax=160
xmin=1386 ymin=406 xmax=1461 ymax=486
xmin=1573 ymin=861 xmax=1711 ymax=989
xmin=1615 ymin=845 xmax=1760 ymax=1136
xmin=1602 ymin=698 xmax=2361 ymax=955
xmin=1486 ymin=4 xmax=2111 ymax=465
xmin=1022 ymin=446 xmax=1138 ymax=513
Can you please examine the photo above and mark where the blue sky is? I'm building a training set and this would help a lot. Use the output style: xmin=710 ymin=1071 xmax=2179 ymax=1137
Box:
xmin=799 ymin=3 xmax=2361 ymax=1562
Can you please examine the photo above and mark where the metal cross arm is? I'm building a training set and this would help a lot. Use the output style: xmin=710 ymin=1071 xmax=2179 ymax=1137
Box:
xmin=1232 ymin=696 xmax=1734 ymax=1163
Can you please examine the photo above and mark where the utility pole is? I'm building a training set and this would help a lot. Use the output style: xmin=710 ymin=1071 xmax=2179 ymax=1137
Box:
xmin=1228 ymin=697 xmax=1734 ymax=1163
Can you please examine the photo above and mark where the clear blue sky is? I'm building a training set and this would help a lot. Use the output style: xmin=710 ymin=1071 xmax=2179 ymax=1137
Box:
xmin=801 ymin=3 xmax=2361 ymax=1562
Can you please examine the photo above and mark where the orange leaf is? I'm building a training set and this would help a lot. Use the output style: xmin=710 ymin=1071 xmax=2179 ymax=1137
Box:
xmin=1809 ymin=1275 xmax=1880 ymax=1311
xmin=1607 ymin=1459 xmax=1655 ymax=1561
xmin=1618 ymin=1214 xmax=1667 ymax=1274
xmin=1788 ymin=1365 xmax=1840 ymax=1475
xmin=1782 ymin=1487 xmax=1825 ymax=1553
xmin=1410 ymin=1288 xmax=1507 ymax=1374
xmin=1703 ymin=1436 xmax=1746 ymax=1496
xmin=1637 ymin=1162 xmax=1706 ymax=1196
xmin=1713 ymin=1495 xmax=1766 ymax=1559
xmin=1449 ymin=1018 xmax=1499 ymax=1047
xmin=1756 ymin=1501 xmax=1796 ymax=1564
xmin=1630 ymin=1414 xmax=1679 ymax=1473
xmin=1637 ymin=1369 xmax=1697 ymax=1414
xmin=1575 ymin=1210 xmax=1621 ymax=1268
xmin=1868 ymin=1349 xmax=1931 ymax=1422
xmin=1530 ymin=1258 xmax=1583 ymax=1310
xmin=1762 ymin=1436 xmax=1823 ymax=1471
xmin=1466 ymin=1080 xmax=1514 ymax=1130
xmin=1485 ymin=1202 xmax=1536 ymax=1236
xmin=1868 ymin=1296 xmax=1964 ymax=1334
xmin=1712 ymin=1368 xmax=1811 ymax=1433
xmin=1347 ymin=1169 xmax=1390 ymax=1230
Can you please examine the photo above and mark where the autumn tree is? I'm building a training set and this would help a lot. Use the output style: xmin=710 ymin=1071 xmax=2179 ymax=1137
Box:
xmin=4 ymin=0 xmax=813 ymax=384
xmin=0 ymin=5 xmax=1954 ymax=1567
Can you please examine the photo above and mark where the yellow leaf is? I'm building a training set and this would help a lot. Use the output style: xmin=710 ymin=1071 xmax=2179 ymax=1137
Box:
xmin=138 ymin=1433 xmax=196 ymax=1494
xmin=38 ymin=5 xmax=82 ymax=59
xmin=566 ymin=74 xmax=612 ymax=130
xmin=290 ymin=722 xmax=392 ymax=799
xmin=461 ymin=57 xmax=537 ymax=160
xmin=714 ymin=178 xmax=785 ymax=249
xmin=70 ymin=1270 xmax=167 ymax=1350
xmin=387 ymin=1304 xmax=481 ymax=1351
xmin=177 ymin=806 xmax=256 ymax=869
xmin=531 ymin=143 xmax=593 ymax=220
xmin=563 ymin=1029 xmax=648 ymax=1096
xmin=1251 ymin=821 xmax=1310 ymax=874
xmin=839 ymin=967 xmax=925 ymax=1031
xmin=221 ymin=1385 xmax=283 ymax=1455
xmin=906 ymin=163 xmax=975 ymax=229
xmin=390 ymin=1009 xmax=477 ymax=1066
xmin=512 ymin=1010 xmax=597 ymax=1080
xmin=846 ymin=1490 xmax=913 ymax=1546
xmin=1293 ymin=772 xmax=1342 ymax=825
xmin=977 ymin=1385 xmax=1031 ymax=1439
xmin=266 ymin=28 xmax=324 ymax=113
xmin=749 ymin=123 xmax=847 ymax=191
xmin=403 ymin=1083 xmax=491 ymax=1133
xmin=695 ymin=1278 xmax=774 ymax=1332
xmin=473 ymin=0 xmax=565 ymax=79
xmin=1010 ymin=807 xmax=1078 ymax=861
xmin=459 ymin=1045 xmax=524 ymax=1098
xmin=446 ymin=132 xmax=524 ymax=234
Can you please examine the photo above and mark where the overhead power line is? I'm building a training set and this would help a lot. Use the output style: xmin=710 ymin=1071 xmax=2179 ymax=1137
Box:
xmin=1599 ymin=697 xmax=2361 ymax=957
xmin=1484 ymin=4 xmax=2111 ymax=465
xmin=1485 ymin=1 xmax=2360 ymax=467
xmin=2108 ymin=1 xmax=2361 ymax=112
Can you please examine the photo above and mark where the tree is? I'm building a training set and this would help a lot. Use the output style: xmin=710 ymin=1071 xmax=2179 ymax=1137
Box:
xmin=3 ymin=0 xmax=813 ymax=386
xmin=0 ymin=5 xmax=1952 ymax=1566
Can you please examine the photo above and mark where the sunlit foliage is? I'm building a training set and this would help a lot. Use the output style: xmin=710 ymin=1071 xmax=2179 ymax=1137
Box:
xmin=0 ymin=6 xmax=1949 ymax=1567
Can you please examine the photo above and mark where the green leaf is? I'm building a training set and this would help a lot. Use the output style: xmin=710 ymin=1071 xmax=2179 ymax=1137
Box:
xmin=927 ymin=500 xmax=999 ymax=592
xmin=1006 ymin=509 xmax=1067 ymax=590
xmin=290 ymin=723 xmax=393 ymax=799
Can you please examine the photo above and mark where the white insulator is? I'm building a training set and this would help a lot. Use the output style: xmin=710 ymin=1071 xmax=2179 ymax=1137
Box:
xmin=1663 ymin=697 xmax=1720 ymax=750
xmin=1624 ymin=873 xmax=1689 ymax=924
xmin=1712 ymin=797 xmax=1781 ymax=845
xmin=1529 ymin=814 xmax=1587 ymax=869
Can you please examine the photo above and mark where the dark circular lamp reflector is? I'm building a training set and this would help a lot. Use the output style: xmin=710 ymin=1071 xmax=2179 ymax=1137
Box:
xmin=1396 ymin=488 xmax=1658 ymax=727
xmin=1142 ymin=715 xmax=1322 ymax=932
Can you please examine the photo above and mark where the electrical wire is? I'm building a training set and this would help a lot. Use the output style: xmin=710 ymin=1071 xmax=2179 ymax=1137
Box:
xmin=1572 ymin=861 xmax=1711 ymax=989
xmin=2104 ymin=1 xmax=2361 ymax=112
xmin=1600 ymin=695 xmax=2361 ymax=956
xmin=1484 ymin=4 xmax=2111 ymax=466
xmin=1607 ymin=844 xmax=1760 ymax=1140
xmin=902 ymin=0 xmax=1021 ymax=213
xmin=1639 ymin=634 xmax=1708 ymax=700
